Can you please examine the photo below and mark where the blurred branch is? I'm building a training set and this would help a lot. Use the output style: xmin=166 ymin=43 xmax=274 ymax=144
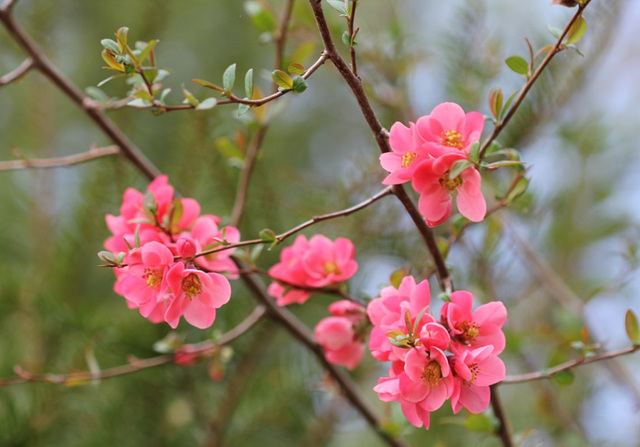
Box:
xmin=0 ymin=57 xmax=33 ymax=87
xmin=490 ymin=385 xmax=514 ymax=447
xmin=274 ymin=0 xmax=296 ymax=71
xmin=307 ymin=0 xmax=452 ymax=294
xmin=347 ymin=0 xmax=359 ymax=76
xmin=0 ymin=145 xmax=120 ymax=171
xmin=0 ymin=305 xmax=266 ymax=387
xmin=0 ymin=5 xmax=161 ymax=180
xmin=235 ymin=258 xmax=408 ymax=447
xmin=503 ymin=344 xmax=640 ymax=383
xmin=479 ymin=0 xmax=593 ymax=155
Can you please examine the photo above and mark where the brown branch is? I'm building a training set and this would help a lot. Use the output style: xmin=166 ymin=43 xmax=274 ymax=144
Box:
xmin=307 ymin=0 xmax=452 ymax=293
xmin=0 ymin=57 xmax=33 ymax=87
xmin=0 ymin=145 xmax=120 ymax=171
xmin=0 ymin=7 xmax=161 ymax=181
xmin=502 ymin=344 xmax=640 ymax=384
xmin=347 ymin=0 xmax=359 ymax=76
xmin=490 ymin=385 xmax=514 ymax=447
xmin=479 ymin=0 xmax=592 ymax=155
xmin=235 ymin=257 xmax=407 ymax=447
xmin=274 ymin=0 xmax=296 ymax=71
xmin=0 ymin=305 xmax=266 ymax=387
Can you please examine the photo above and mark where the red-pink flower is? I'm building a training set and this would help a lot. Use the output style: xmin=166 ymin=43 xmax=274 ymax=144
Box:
xmin=412 ymin=153 xmax=486 ymax=226
xmin=367 ymin=276 xmax=432 ymax=362
xmin=379 ymin=122 xmax=432 ymax=185
xmin=268 ymin=235 xmax=358 ymax=306
xmin=449 ymin=345 xmax=506 ymax=414
xmin=414 ymin=102 xmax=484 ymax=158
xmin=314 ymin=300 xmax=367 ymax=370
xmin=440 ymin=290 xmax=507 ymax=354
xmin=164 ymin=262 xmax=231 ymax=329
xmin=188 ymin=215 xmax=241 ymax=277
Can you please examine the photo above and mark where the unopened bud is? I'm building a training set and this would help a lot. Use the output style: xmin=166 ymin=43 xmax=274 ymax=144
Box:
xmin=176 ymin=236 xmax=197 ymax=260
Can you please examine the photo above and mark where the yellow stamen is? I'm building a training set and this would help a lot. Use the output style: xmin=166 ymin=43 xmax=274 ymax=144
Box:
xmin=181 ymin=273 xmax=202 ymax=299
xmin=401 ymin=151 xmax=418 ymax=168
xmin=440 ymin=130 xmax=465 ymax=150
xmin=439 ymin=170 xmax=462 ymax=194
xmin=143 ymin=268 xmax=163 ymax=290
xmin=421 ymin=361 xmax=442 ymax=387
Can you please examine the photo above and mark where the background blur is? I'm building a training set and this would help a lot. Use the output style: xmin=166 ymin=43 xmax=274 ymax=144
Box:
xmin=1 ymin=0 xmax=639 ymax=446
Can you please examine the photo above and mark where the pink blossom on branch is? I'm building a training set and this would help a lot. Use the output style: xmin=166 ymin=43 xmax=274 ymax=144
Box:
xmin=412 ymin=153 xmax=486 ymax=227
xmin=314 ymin=300 xmax=367 ymax=370
xmin=267 ymin=235 xmax=358 ymax=306
xmin=379 ymin=121 xmax=432 ymax=185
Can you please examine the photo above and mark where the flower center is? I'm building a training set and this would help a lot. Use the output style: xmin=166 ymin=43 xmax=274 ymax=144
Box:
xmin=421 ymin=360 xmax=442 ymax=387
xmin=401 ymin=151 xmax=418 ymax=168
xmin=439 ymin=170 xmax=462 ymax=194
xmin=440 ymin=130 xmax=464 ymax=150
xmin=468 ymin=362 xmax=479 ymax=384
xmin=181 ymin=273 xmax=202 ymax=299
xmin=143 ymin=268 xmax=163 ymax=290
xmin=324 ymin=262 xmax=340 ymax=275
xmin=457 ymin=320 xmax=480 ymax=343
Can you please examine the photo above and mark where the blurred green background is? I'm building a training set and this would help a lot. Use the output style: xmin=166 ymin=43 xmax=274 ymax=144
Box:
xmin=1 ymin=0 xmax=639 ymax=446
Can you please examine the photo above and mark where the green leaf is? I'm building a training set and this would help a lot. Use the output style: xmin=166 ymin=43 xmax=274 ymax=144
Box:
xmin=168 ymin=198 xmax=183 ymax=232
xmin=389 ymin=268 xmax=409 ymax=289
xmin=116 ymin=27 xmax=129 ymax=53
xmin=326 ymin=0 xmax=348 ymax=15
xmin=97 ymin=73 xmax=126 ymax=87
xmin=552 ymin=370 xmax=574 ymax=386
xmin=101 ymin=39 xmax=120 ymax=54
xmin=488 ymin=87 xmax=503 ymax=121
xmin=192 ymin=79 xmax=226 ymax=93
xmin=505 ymin=56 xmax=529 ymax=76
xmin=182 ymin=85 xmax=199 ymax=107
xmin=449 ymin=160 xmax=473 ymax=180
xmin=464 ymin=414 xmax=494 ymax=433
xmin=625 ymin=309 xmax=640 ymax=345
xmin=469 ymin=142 xmax=480 ymax=164
xmin=138 ymin=40 xmax=158 ymax=65
xmin=97 ymin=251 xmax=117 ymax=264
xmin=195 ymin=97 xmax=217 ymax=110
xmin=484 ymin=160 xmax=526 ymax=170
xmin=292 ymin=76 xmax=307 ymax=93
xmin=250 ymin=244 xmax=264 ymax=263
xmin=547 ymin=25 xmax=563 ymax=39
xmin=287 ymin=63 xmax=306 ymax=75
xmin=223 ymin=63 xmax=236 ymax=92
xmin=259 ymin=228 xmax=277 ymax=243
xmin=244 ymin=68 xmax=254 ymax=98
xmin=342 ymin=30 xmax=351 ymax=46
xmin=237 ymin=102 xmax=251 ymax=117
xmin=506 ymin=176 xmax=530 ymax=202
xmin=501 ymin=89 xmax=519 ymax=119
xmin=272 ymin=69 xmax=293 ymax=90
xmin=566 ymin=16 xmax=587 ymax=45
xmin=127 ymin=98 xmax=152 ymax=108
xmin=215 ymin=137 xmax=245 ymax=162
xmin=244 ymin=1 xmax=277 ymax=33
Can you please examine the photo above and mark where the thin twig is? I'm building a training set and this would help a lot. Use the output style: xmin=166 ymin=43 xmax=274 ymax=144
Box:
xmin=274 ymin=0 xmax=296 ymax=71
xmin=0 ymin=145 xmax=120 ymax=171
xmin=479 ymin=0 xmax=592 ymax=155
xmin=347 ymin=0 xmax=359 ymax=76
xmin=235 ymin=257 xmax=407 ymax=447
xmin=503 ymin=344 xmax=640 ymax=384
xmin=0 ymin=57 xmax=33 ymax=87
xmin=0 ymin=305 xmax=266 ymax=387
xmin=490 ymin=385 xmax=514 ymax=447
xmin=0 ymin=7 xmax=161 ymax=181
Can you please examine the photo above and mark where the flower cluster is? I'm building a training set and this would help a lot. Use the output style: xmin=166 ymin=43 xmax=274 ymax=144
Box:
xmin=267 ymin=234 xmax=358 ymax=306
xmin=314 ymin=300 xmax=367 ymax=370
xmin=380 ymin=102 xmax=487 ymax=226
xmin=104 ymin=176 xmax=239 ymax=328
xmin=368 ymin=276 xmax=506 ymax=428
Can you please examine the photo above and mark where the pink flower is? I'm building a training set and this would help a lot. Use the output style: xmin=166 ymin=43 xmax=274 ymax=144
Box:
xmin=412 ymin=153 xmax=486 ymax=226
xmin=414 ymin=102 xmax=484 ymax=158
xmin=164 ymin=262 xmax=231 ymax=329
xmin=314 ymin=300 xmax=367 ymax=370
xmin=449 ymin=345 xmax=506 ymax=414
xmin=188 ymin=215 xmax=241 ymax=277
xmin=268 ymin=235 xmax=358 ymax=306
xmin=379 ymin=122 xmax=432 ymax=185
xmin=367 ymin=276 xmax=432 ymax=362
xmin=440 ymin=290 xmax=507 ymax=354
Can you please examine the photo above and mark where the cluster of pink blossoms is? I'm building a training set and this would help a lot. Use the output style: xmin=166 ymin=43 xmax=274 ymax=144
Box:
xmin=368 ymin=276 xmax=506 ymax=428
xmin=314 ymin=300 xmax=367 ymax=370
xmin=267 ymin=234 xmax=358 ymax=306
xmin=104 ymin=176 xmax=240 ymax=329
xmin=380 ymin=102 xmax=487 ymax=226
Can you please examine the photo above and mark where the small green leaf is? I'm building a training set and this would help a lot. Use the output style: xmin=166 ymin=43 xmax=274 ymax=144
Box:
xmin=127 ymin=98 xmax=152 ymax=108
xmin=506 ymin=176 xmax=529 ymax=202
xmin=505 ymin=56 xmax=529 ymax=76
xmin=292 ymin=76 xmax=307 ymax=93
xmin=182 ymin=85 xmax=199 ymax=107
xmin=469 ymin=142 xmax=480 ymax=164
xmin=244 ymin=68 xmax=254 ymax=98
xmin=552 ymin=370 xmax=574 ymax=386
xmin=342 ymin=30 xmax=352 ymax=46
xmin=101 ymin=38 xmax=120 ymax=54
xmin=287 ymin=62 xmax=305 ymax=75
xmin=464 ymin=413 xmax=494 ymax=433
xmin=625 ymin=309 xmax=640 ymax=345
xmin=215 ymin=137 xmax=245 ymax=162
xmin=484 ymin=160 xmax=526 ymax=170
xmin=192 ymin=79 xmax=226 ymax=92
xmin=272 ymin=69 xmax=293 ymax=90
xmin=501 ymin=89 xmax=519 ymax=119
xmin=566 ymin=16 xmax=587 ymax=45
xmin=547 ymin=25 xmax=563 ymax=39
xmin=168 ymin=198 xmax=183 ymax=231
xmin=195 ymin=97 xmax=217 ymax=110
xmin=389 ymin=268 xmax=409 ymax=289
xmin=250 ymin=244 xmax=263 ymax=263
xmin=116 ymin=27 xmax=129 ymax=53
xmin=244 ymin=1 xmax=277 ymax=33
xmin=326 ymin=0 xmax=348 ymax=15
xmin=488 ymin=87 xmax=503 ymax=121
xmin=259 ymin=228 xmax=277 ymax=243
xmin=97 ymin=251 xmax=117 ymax=264
xmin=237 ymin=102 xmax=251 ymax=117
xmin=134 ymin=224 xmax=141 ymax=248
xmin=223 ymin=63 xmax=237 ymax=92
xmin=449 ymin=160 xmax=473 ymax=180
xmin=138 ymin=40 xmax=158 ymax=65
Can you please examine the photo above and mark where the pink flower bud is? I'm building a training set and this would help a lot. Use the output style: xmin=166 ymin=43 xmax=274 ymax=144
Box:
xmin=177 ymin=236 xmax=197 ymax=260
